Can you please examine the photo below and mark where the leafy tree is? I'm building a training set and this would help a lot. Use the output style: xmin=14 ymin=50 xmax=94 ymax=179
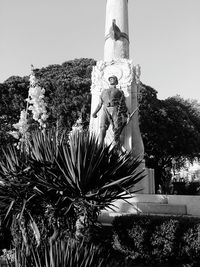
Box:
xmin=139 ymin=85 xmax=200 ymax=192
xmin=0 ymin=58 xmax=96 ymax=147
xmin=34 ymin=58 xmax=96 ymax=132
xmin=0 ymin=77 xmax=29 ymax=147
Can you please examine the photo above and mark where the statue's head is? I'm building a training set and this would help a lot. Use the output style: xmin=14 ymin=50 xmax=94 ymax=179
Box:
xmin=108 ymin=75 xmax=118 ymax=85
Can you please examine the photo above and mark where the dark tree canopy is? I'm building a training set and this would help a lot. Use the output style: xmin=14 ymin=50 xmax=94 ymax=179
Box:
xmin=139 ymin=84 xmax=200 ymax=191
xmin=0 ymin=58 xmax=96 ymax=147
xmin=0 ymin=77 xmax=30 ymax=146
xmin=139 ymin=87 xmax=200 ymax=164
xmin=33 ymin=58 xmax=96 ymax=131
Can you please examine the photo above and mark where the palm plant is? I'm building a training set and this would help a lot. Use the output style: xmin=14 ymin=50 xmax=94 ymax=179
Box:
xmin=28 ymin=130 xmax=145 ymax=238
xmin=0 ymin=129 xmax=145 ymax=247
xmin=0 ymin=130 xmax=70 ymax=249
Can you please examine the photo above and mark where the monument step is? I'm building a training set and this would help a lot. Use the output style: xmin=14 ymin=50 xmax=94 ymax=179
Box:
xmin=107 ymin=195 xmax=169 ymax=213
xmin=126 ymin=194 xmax=169 ymax=204
xmin=135 ymin=202 xmax=187 ymax=215
xmin=99 ymin=203 xmax=187 ymax=226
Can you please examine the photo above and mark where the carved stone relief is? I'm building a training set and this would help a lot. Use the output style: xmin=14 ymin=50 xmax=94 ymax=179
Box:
xmin=91 ymin=59 xmax=135 ymax=97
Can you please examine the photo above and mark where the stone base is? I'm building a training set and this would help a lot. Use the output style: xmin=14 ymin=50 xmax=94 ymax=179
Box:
xmin=98 ymin=193 xmax=200 ymax=226
xmin=133 ymin=202 xmax=187 ymax=215
xmin=99 ymin=203 xmax=187 ymax=225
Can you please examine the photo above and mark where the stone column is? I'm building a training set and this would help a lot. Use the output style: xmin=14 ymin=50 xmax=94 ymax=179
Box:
xmin=104 ymin=0 xmax=129 ymax=61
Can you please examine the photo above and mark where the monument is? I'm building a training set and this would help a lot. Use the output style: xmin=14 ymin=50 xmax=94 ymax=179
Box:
xmin=89 ymin=0 xmax=156 ymax=194
xmin=94 ymin=1 xmax=198 ymax=220
xmin=90 ymin=0 xmax=144 ymax=159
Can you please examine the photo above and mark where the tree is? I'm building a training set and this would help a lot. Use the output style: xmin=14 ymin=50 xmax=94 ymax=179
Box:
xmin=0 ymin=77 xmax=29 ymax=147
xmin=34 ymin=58 xmax=96 ymax=132
xmin=0 ymin=58 xmax=96 ymax=147
xmin=139 ymin=85 xmax=200 ymax=192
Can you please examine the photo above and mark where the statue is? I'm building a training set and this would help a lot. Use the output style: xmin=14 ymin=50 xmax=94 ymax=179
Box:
xmin=92 ymin=75 xmax=129 ymax=148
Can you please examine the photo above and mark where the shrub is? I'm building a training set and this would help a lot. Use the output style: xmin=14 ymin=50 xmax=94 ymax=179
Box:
xmin=181 ymin=223 xmax=200 ymax=263
xmin=112 ymin=214 xmax=200 ymax=265
xmin=113 ymin=215 xmax=152 ymax=261
xmin=150 ymin=218 xmax=180 ymax=263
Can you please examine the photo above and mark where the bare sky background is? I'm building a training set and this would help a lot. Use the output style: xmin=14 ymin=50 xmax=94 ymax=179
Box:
xmin=0 ymin=0 xmax=200 ymax=101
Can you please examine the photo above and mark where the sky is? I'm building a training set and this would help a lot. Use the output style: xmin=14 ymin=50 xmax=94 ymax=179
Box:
xmin=0 ymin=0 xmax=200 ymax=101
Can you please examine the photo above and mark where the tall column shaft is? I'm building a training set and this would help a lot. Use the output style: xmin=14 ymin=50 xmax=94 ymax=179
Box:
xmin=104 ymin=0 xmax=129 ymax=61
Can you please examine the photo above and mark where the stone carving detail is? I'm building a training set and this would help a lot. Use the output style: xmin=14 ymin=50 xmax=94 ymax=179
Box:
xmin=91 ymin=59 xmax=135 ymax=97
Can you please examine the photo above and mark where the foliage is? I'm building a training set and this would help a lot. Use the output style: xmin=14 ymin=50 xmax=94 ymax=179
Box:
xmin=0 ymin=58 xmax=96 ymax=147
xmin=185 ymin=180 xmax=200 ymax=195
xmin=0 ymin=78 xmax=29 ymax=147
xmin=13 ymin=239 xmax=106 ymax=267
xmin=182 ymin=223 xmax=200 ymax=262
xmin=112 ymin=214 xmax=200 ymax=265
xmin=139 ymin=86 xmax=200 ymax=163
xmin=139 ymin=85 xmax=200 ymax=191
xmin=29 ymin=58 xmax=95 ymax=132
xmin=0 ymin=129 xmax=144 ymax=249
xmin=13 ymin=237 xmax=139 ymax=267
xmin=150 ymin=219 xmax=180 ymax=262
xmin=0 ymin=226 xmax=127 ymax=267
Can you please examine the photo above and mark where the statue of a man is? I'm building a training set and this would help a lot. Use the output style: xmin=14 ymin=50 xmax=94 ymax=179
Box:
xmin=92 ymin=75 xmax=129 ymax=147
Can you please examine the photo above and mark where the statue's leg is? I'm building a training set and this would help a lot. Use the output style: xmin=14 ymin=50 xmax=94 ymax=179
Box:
xmin=99 ymin=111 xmax=109 ymax=146
xmin=113 ymin=113 xmax=123 ymax=150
